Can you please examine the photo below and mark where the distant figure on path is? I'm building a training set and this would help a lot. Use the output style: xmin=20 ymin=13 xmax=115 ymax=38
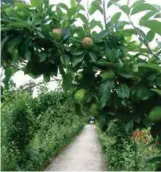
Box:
xmin=88 ymin=116 xmax=95 ymax=124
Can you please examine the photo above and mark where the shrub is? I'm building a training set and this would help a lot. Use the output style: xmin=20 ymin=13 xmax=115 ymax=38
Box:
xmin=1 ymin=90 xmax=85 ymax=171
xmin=97 ymin=120 xmax=159 ymax=171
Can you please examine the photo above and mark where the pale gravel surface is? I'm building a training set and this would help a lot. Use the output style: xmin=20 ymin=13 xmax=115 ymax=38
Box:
xmin=45 ymin=124 xmax=106 ymax=171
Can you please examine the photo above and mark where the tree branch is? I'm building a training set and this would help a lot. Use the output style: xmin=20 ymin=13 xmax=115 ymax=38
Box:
xmin=127 ymin=0 xmax=130 ymax=6
xmin=86 ymin=0 xmax=89 ymax=22
xmin=102 ymin=0 xmax=107 ymax=29
xmin=110 ymin=0 xmax=159 ymax=59
xmin=127 ymin=15 xmax=159 ymax=59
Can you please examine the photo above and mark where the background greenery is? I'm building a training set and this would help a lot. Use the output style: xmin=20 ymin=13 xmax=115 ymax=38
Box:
xmin=97 ymin=120 xmax=160 ymax=171
xmin=1 ymin=86 xmax=85 ymax=171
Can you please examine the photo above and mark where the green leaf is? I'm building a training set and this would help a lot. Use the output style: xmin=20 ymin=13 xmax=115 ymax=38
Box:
xmin=97 ymin=30 xmax=108 ymax=39
xmin=74 ymin=103 xmax=85 ymax=116
xmin=72 ymin=55 xmax=84 ymax=67
xmin=89 ymin=5 xmax=97 ymax=15
xmin=127 ymin=41 xmax=141 ymax=51
xmin=154 ymin=13 xmax=161 ymax=18
xmin=131 ymin=3 xmax=158 ymax=15
xmin=58 ymin=3 xmax=68 ymax=10
xmin=60 ymin=54 xmax=71 ymax=67
xmin=89 ymin=0 xmax=103 ymax=15
xmin=90 ymin=20 xmax=103 ymax=30
xmin=72 ymin=26 xmax=85 ymax=37
xmin=30 ymin=0 xmax=41 ymax=8
xmin=62 ymin=72 xmax=73 ymax=92
xmin=62 ymin=20 xmax=69 ymax=28
xmin=72 ymin=50 xmax=84 ymax=56
xmin=139 ymin=63 xmax=161 ymax=72
xmin=148 ymin=156 xmax=161 ymax=163
xmin=5 ymin=68 xmax=14 ymax=77
xmin=151 ymin=89 xmax=161 ymax=96
xmin=59 ymin=65 xmax=65 ymax=76
xmin=99 ymin=80 xmax=114 ymax=108
xmin=107 ymin=0 xmax=120 ymax=8
xmin=131 ymin=0 xmax=144 ymax=8
xmin=111 ymin=12 xmax=121 ymax=24
xmin=146 ymin=30 xmax=155 ymax=42
xmin=25 ymin=50 xmax=31 ymax=61
xmin=43 ymin=74 xmax=50 ymax=82
xmin=96 ymin=5 xmax=103 ymax=14
xmin=70 ymin=0 xmax=77 ymax=7
xmin=106 ymin=48 xmax=119 ymax=62
xmin=76 ymin=13 xmax=88 ymax=24
xmin=43 ymin=0 xmax=49 ymax=7
xmin=116 ymin=84 xmax=130 ymax=99
xmin=135 ymin=87 xmax=153 ymax=100
xmin=140 ymin=11 xmax=156 ymax=22
xmin=8 ymin=37 xmax=21 ymax=53
xmin=140 ymin=20 xmax=161 ymax=36
xmin=67 ymin=7 xmax=77 ymax=17
xmin=89 ymin=52 xmax=97 ymax=62
xmin=56 ymin=6 xmax=64 ymax=17
xmin=39 ymin=53 xmax=47 ymax=62
xmin=120 ymin=29 xmax=136 ymax=37
xmin=115 ymin=21 xmax=128 ymax=30
xmin=77 ymin=4 xmax=85 ymax=11
xmin=1 ymin=36 xmax=9 ymax=54
xmin=120 ymin=5 xmax=130 ymax=15
xmin=125 ymin=121 xmax=134 ymax=134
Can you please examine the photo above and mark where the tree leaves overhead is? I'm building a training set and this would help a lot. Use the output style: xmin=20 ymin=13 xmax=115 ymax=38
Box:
xmin=72 ymin=54 xmax=85 ymax=68
xmin=110 ymin=12 xmax=121 ymax=24
xmin=146 ymin=30 xmax=155 ymax=42
xmin=151 ymin=89 xmax=161 ymax=96
xmin=58 ymin=3 xmax=69 ymax=11
xmin=89 ymin=0 xmax=103 ymax=15
xmin=76 ymin=13 xmax=88 ymax=24
xmin=131 ymin=3 xmax=159 ymax=15
xmin=140 ymin=11 xmax=156 ymax=22
xmin=139 ymin=63 xmax=161 ymax=72
xmin=120 ymin=5 xmax=130 ymax=15
xmin=67 ymin=7 xmax=78 ymax=18
xmin=116 ymin=84 xmax=130 ymax=99
xmin=70 ymin=0 xmax=77 ymax=7
xmin=125 ymin=120 xmax=134 ymax=134
xmin=30 ymin=0 xmax=41 ymax=8
xmin=107 ymin=0 xmax=120 ymax=8
xmin=62 ymin=71 xmax=73 ymax=93
xmin=140 ymin=20 xmax=161 ymax=36
xmin=99 ymin=80 xmax=114 ymax=108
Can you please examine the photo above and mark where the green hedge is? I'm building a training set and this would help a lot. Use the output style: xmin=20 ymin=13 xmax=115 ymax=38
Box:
xmin=1 ymin=91 xmax=85 ymax=171
xmin=97 ymin=120 xmax=159 ymax=171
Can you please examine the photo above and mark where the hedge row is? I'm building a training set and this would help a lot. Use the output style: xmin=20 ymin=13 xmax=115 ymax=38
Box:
xmin=97 ymin=120 xmax=159 ymax=171
xmin=1 ymin=90 xmax=85 ymax=171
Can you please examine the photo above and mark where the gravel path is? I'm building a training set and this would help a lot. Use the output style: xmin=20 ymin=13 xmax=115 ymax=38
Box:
xmin=45 ymin=124 xmax=106 ymax=171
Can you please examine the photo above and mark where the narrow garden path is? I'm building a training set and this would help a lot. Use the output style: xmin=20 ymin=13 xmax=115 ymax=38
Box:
xmin=45 ymin=124 xmax=106 ymax=171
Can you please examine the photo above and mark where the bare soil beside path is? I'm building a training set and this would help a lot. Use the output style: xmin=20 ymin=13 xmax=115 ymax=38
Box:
xmin=45 ymin=124 xmax=107 ymax=171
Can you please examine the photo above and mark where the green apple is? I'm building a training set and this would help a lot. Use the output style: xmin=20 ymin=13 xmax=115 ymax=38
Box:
xmin=101 ymin=70 xmax=115 ymax=81
xmin=74 ymin=89 xmax=87 ymax=104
